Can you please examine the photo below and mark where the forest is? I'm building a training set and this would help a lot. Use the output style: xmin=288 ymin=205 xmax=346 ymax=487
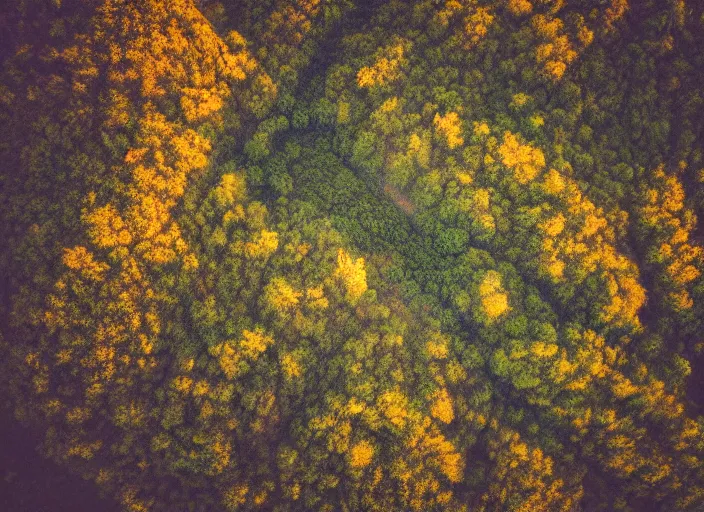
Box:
xmin=1 ymin=0 xmax=704 ymax=510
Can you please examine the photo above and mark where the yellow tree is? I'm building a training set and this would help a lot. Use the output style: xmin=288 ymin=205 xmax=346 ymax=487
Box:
xmin=434 ymin=111 xmax=464 ymax=149
xmin=357 ymin=41 xmax=407 ymax=88
xmin=265 ymin=277 xmax=302 ymax=314
xmin=479 ymin=270 xmax=511 ymax=321
xmin=498 ymin=131 xmax=546 ymax=183
xmin=335 ymin=248 xmax=368 ymax=303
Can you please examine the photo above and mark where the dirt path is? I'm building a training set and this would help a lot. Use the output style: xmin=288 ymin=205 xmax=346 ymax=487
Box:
xmin=384 ymin=183 xmax=416 ymax=215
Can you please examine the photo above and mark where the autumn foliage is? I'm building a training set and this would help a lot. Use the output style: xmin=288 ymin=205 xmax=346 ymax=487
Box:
xmin=2 ymin=0 xmax=704 ymax=511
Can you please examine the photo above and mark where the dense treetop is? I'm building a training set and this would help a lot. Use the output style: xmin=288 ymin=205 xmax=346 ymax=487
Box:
xmin=1 ymin=0 xmax=704 ymax=511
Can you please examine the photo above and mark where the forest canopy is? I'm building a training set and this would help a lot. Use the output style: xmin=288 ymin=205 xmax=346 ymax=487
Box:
xmin=1 ymin=0 xmax=704 ymax=511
